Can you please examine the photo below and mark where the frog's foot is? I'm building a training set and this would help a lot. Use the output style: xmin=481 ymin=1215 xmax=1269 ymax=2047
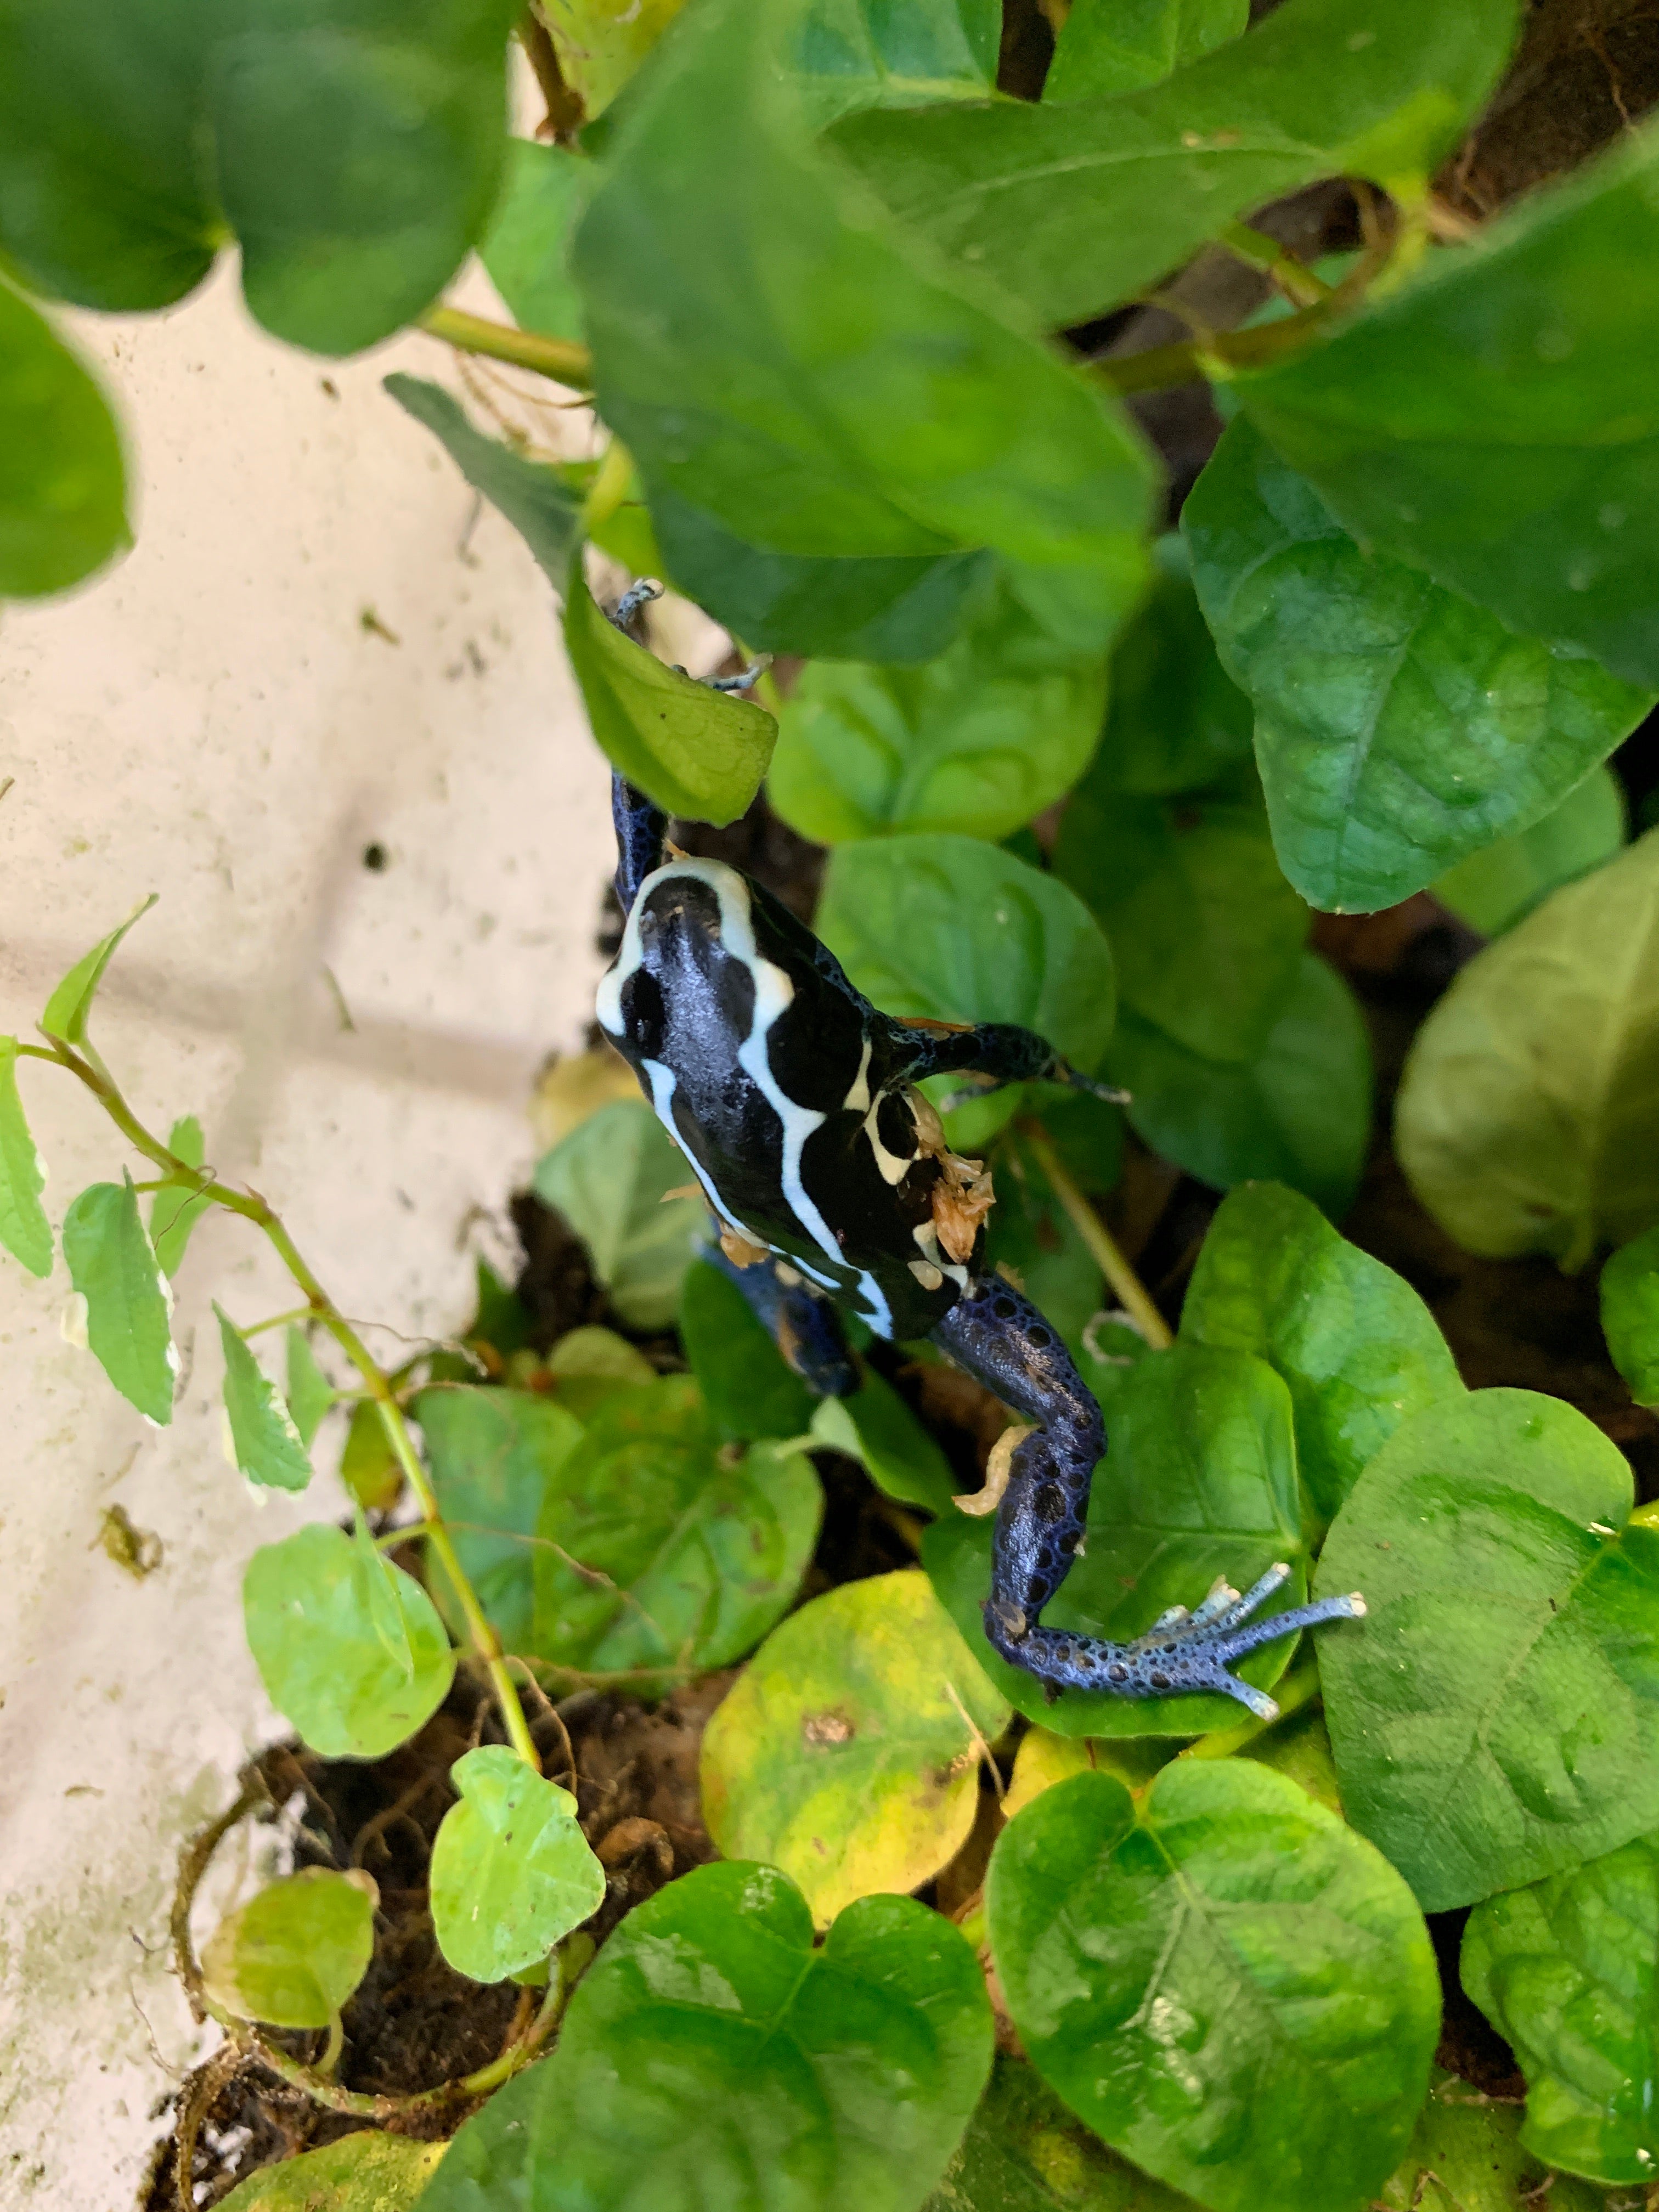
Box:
xmin=984 ymin=1564 xmax=1365 ymax=1720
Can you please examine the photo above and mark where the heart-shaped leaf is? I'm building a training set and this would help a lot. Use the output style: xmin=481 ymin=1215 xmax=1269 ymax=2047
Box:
xmin=700 ymin=1569 xmax=1010 ymax=1923
xmin=420 ymin=1861 xmax=992 ymax=2212
xmin=809 ymin=1368 xmax=958 ymax=1517
xmin=533 ymin=1098 xmax=705 ymax=1331
xmin=791 ymin=0 xmax=999 ymax=128
xmin=1241 ymin=122 xmax=1659 ymax=691
xmin=926 ymin=1344 xmax=1317 ymax=1737
xmin=201 ymin=1867 xmax=375 ymax=2030
xmin=1463 ymin=1830 xmax=1659 ymax=2187
xmin=217 ymin=1304 xmax=312 ymax=1493
xmin=1045 ymin=0 xmax=1246 ymax=101
xmin=0 ymin=282 xmax=128 ymax=597
xmin=832 ymin=0 xmax=1518 ymax=329
xmin=1108 ymin=952 xmax=1370 ymax=1216
xmin=769 ymin=619 xmax=1107 ymax=846
xmin=1373 ymin=2069 xmax=1604 ymax=2212
xmin=415 ymin=1385 xmax=586 ymax=1652
xmin=1434 ymin=767 xmax=1627 ymax=938
xmin=1183 ymin=417 xmax=1650 ymax=913
xmin=1395 ymin=828 xmax=1659 ymax=1268
xmin=1088 ymin=541 xmax=1254 ymax=799
xmin=0 ymin=1037 xmax=51 ymax=1277
xmin=429 ymin=1746 xmax=605 ymax=1983
xmin=151 ymin=1114 xmax=210 ymax=1279
xmin=41 ymin=895 xmax=155 ymax=1046
xmin=244 ymin=1520 xmax=455 ymax=1759
xmin=1316 ymin=1387 xmax=1659 ymax=1911
xmin=988 ymin=1762 xmax=1440 ymax=2212
xmin=215 ymin=2136 xmax=444 ymax=2211
xmin=539 ymin=0 xmax=684 ymax=119
xmin=572 ymin=0 xmax=1154 ymax=659
xmin=980 ymin=1128 xmax=1103 ymax=1355
xmin=818 ymin=834 xmax=1116 ymax=1074
xmin=284 ymin=1326 xmax=336 ymax=1449
xmin=479 ymin=137 xmax=589 ymax=341
xmin=1602 ymin=1224 xmax=1659 ymax=1407
xmin=62 ymin=1175 xmax=176 ymax=1423
xmin=1180 ymin=1181 xmax=1462 ymax=1523
xmin=925 ymin=2053 xmax=1200 ymax=2210
xmin=531 ymin=1374 xmax=820 ymax=1684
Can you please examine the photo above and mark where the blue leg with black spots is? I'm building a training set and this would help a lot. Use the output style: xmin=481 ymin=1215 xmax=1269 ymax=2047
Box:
xmin=707 ymin=1242 xmax=859 ymax=1400
xmin=931 ymin=1276 xmax=1364 ymax=1718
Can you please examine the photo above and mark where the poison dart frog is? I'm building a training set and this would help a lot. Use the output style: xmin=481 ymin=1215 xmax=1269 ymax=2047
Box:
xmin=595 ymin=584 xmax=1363 ymax=1715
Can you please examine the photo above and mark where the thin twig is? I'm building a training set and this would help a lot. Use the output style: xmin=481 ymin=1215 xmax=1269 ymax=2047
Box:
xmin=1018 ymin=1126 xmax=1173 ymax=1350
xmin=419 ymin=306 xmax=592 ymax=391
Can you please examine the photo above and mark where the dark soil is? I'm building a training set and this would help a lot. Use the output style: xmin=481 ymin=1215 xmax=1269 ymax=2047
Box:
xmin=141 ymin=15 xmax=1659 ymax=2200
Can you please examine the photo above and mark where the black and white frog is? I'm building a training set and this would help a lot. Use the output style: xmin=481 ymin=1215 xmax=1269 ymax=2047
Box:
xmin=594 ymin=586 xmax=1362 ymax=1716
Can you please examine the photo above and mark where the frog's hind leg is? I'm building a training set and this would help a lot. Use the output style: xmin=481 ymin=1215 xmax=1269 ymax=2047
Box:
xmin=931 ymin=1276 xmax=1363 ymax=1718
xmin=708 ymin=1243 xmax=858 ymax=1399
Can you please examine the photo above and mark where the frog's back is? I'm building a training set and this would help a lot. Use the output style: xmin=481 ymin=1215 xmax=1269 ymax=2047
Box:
xmin=595 ymin=856 xmax=975 ymax=1336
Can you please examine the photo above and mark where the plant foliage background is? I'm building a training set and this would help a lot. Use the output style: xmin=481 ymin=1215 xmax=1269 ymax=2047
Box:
xmin=5 ymin=0 xmax=1659 ymax=2208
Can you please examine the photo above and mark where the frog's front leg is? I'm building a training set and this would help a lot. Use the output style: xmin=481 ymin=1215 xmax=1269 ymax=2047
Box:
xmin=707 ymin=1242 xmax=857 ymax=1398
xmin=894 ymin=1019 xmax=1125 ymax=1107
xmin=932 ymin=1277 xmax=1364 ymax=1718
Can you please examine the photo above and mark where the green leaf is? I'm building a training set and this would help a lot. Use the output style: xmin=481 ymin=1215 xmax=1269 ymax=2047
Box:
xmin=1463 ymin=1831 xmax=1659 ymax=2186
xmin=924 ymin=2053 xmax=1200 ymax=2211
xmin=988 ymin=1763 xmax=1441 ymax=2212
xmin=1602 ymin=1224 xmax=1659 ymax=1407
xmin=981 ymin=1130 xmax=1103 ymax=1355
xmin=0 ymin=283 xmax=128 ymax=598
xmin=214 ymin=2134 xmax=445 ymax=2212
xmin=818 ymin=835 xmax=1117 ymax=1074
xmin=1374 ymin=2069 xmax=1605 ymax=2212
xmin=415 ymin=1384 xmax=586 ymax=1652
xmin=564 ymin=554 xmax=776 ymax=826
xmin=385 ymin=375 xmax=581 ymax=588
xmin=41 ymin=894 xmax=155 ymax=1045
xmin=428 ymin=1745 xmax=605 ymax=1983
xmin=809 ymin=1368 xmax=959 ymax=1516
xmin=701 ymin=1569 xmax=1011 ymax=1923
xmin=769 ymin=623 xmax=1107 ymax=846
xmin=925 ymin=1343 xmax=1319 ymax=1737
xmin=652 ymin=484 xmax=994 ymax=663
xmin=1434 ymin=767 xmax=1627 ymax=938
xmin=421 ymin=1861 xmax=992 ymax=2212
xmin=479 ymin=137 xmax=589 ymax=341
xmin=531 ymin=1374 xmax=821 ymax=1683
xmin=216 ymin=1304 xmax=312 ymax=1493
xmin=1182 ymin=418 xmax=1651 ymax=914
xmin=149 ymin=1114 xmax=210 ymax=1279
xmin=832 ymin=0 xmax=1519 ymax=329
xmin=1316 ymin=1387 xmax=1659 ymax=1911
xmin=0 ymin=1037 xmax=51 ymax=1277
xmin=201 ymin=1867 xmax=375 ymax=2030
xmin=1054 ymin=771 xmax=1306 ymax=1065
xmin=791 ymin=0 xmax=998 ymax=127
xmin=1109 ymin=951 xmax=1371 ymax=1216
xmin=61 ymin=1176 xmax=175 ymax=1423
xmin=0 ymin=0 xmax=522 ymax=352
xmin=338 ymin=1397 xmax=401 ymax=1511
xmin=284 ymin=1326 xmax=335 ymax=1448
xmin=1180 ymin=1181 xmax=1462 ymax=1523
xmin=1394 ymin=828 xmax=1659 ymax=1267
xmin=679 ymin=1259 xmax=815 ymax=1442
xmin=540 ymin=0 xmax=686 ymax=119
xmin=1089 ymin=540 xmax=1254 ymax=799
xmin=244 ymin=1519 xmax=456 ymax=1759
xmin=572 ymin=0 xmax=1155 ymax=659
xmin=1240 ymin=120 xmax=1659 ymax=691
xmin=1045 ymin=0 xmax=1246 ymax=101
xmin=533 ymin=1098 xmax=705 ymax=1330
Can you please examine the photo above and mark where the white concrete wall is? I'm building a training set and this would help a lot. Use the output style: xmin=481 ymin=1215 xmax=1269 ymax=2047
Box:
xmin=0 ymin=261 xmax=614 ymax=2207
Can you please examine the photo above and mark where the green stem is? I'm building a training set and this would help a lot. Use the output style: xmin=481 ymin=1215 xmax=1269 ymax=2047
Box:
xmin=1019 ymin=1126 xmax=1174 ymax=1351
xmin=1179 ymin=1655 xmax=1321 ymax=1761
xmin=320 ymin=2010 xmax=344 ymax=2076
xmin=41 ymin=1038 xmax=541 ymax=1776
xmin=241 ymin=1304 xmax=315 ymax=1339
xmin=1217 ymin=221 xmax=1330 ymax=308
xmin=419 ymin=306 xmax=593 ymax=391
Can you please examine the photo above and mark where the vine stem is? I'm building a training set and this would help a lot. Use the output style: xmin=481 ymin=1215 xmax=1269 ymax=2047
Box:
xmin=418 ymin=305 xmax=592 ymax=391
xmin=1018 ymin=1126 xmax=1173 ymax=1351
xmin=1177 ymin=1654 xmax=1321 ymax=1762
xmin=40 ymin=1035 xmax=541 ymax=1775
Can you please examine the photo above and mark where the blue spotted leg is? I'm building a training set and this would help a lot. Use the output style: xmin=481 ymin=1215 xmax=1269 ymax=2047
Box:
xmin=707 ymin=1242 xmax=857 ymax=1398
xmin=932 ymin=1275 xmax=1364 ymax=1717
